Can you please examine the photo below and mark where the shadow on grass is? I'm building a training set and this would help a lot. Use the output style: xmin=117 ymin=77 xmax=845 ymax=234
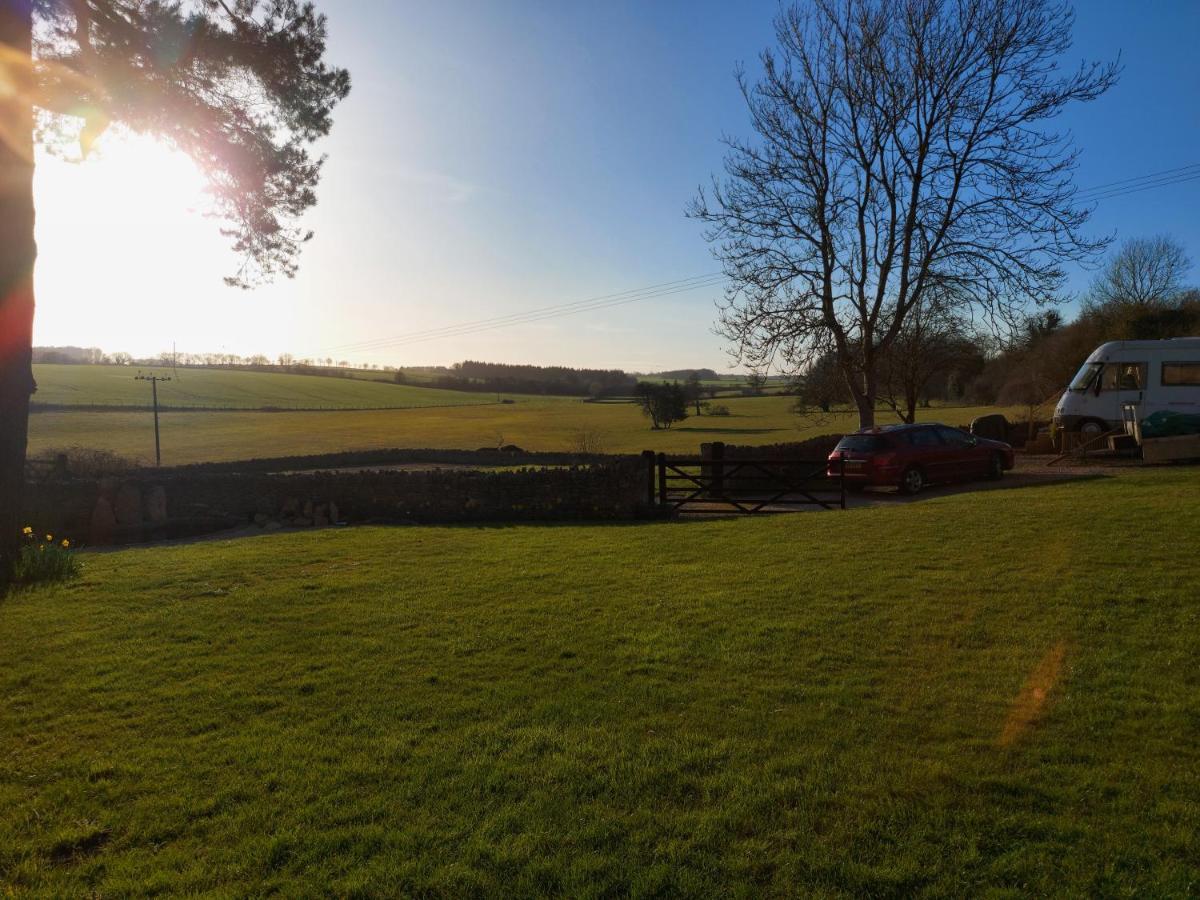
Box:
xmin=670 ymin=426 xmax=784 ymax=435
xmin=81 ymin=472 xmax=1119 ymax=554
xmin=860 ymin=472 xmax=1109 ymax=506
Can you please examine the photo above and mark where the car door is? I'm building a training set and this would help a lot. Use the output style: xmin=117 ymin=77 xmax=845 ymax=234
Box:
xmin=935 ymin=426 xmax=981 ymax=479
xmin=908 ymin=426 xmax=953 ymax=482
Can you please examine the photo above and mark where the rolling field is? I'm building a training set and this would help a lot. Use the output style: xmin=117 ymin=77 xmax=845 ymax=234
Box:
xmin=31 ymin=364 xmax=494 ymax=410
xmin=27 ymin=395 xmax=1014 ymax=465
xmin=2 ymin=469 xmax=1198 ymax=894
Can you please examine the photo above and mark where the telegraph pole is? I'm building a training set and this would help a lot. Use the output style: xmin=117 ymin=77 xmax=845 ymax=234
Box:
xmin=135 ymin=373 xmax=171 ymax=466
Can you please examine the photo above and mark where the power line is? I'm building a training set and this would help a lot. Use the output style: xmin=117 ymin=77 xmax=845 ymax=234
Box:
xmin=325 ymin=276 xmax=727 ymax=355
xmin=314 ymin=272 xmax=723 ymax=355
xmin=309 ymin=273 xmax=726 ymax=356
xmin=1075 ymin=161 xmax=1200 ymax=197
xmin=1077 ymin=170 xmax=1200 ymax=203
xmin=311 ymin=163 xmax=1198 ymax=360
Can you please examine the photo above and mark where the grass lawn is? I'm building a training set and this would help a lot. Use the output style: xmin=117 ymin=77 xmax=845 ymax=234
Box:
xmin=2 ymin=469 xmax=1198 ymax=895
xmin=27 ymin=395 xmax=1014 ymax=465
xmin=31 ymin=364 xmax=495 ymax=411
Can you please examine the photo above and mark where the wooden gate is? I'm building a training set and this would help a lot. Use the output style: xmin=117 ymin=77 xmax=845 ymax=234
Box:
xmin=644 ymin=449 xmax=846 ymax=514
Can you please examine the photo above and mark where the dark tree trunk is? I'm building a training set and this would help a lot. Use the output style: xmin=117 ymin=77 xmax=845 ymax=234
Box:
xmin=846 ymin=362 xmax=877 ymax=429
xmin=904 ymin=386 xmax=918 ymax=424
xmin=853 ymin=390 xmax=875 ymax=429
xmin=0 ymin=1 xmax=36 ymax=584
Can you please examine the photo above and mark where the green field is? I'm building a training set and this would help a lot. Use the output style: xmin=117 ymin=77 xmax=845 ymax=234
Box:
xmin=2 ymin=469 xmax=1197 ymax=894
xmin=31 ymin=364 xmax=494 ymax=410
xmin=27 ymin=395 xmax=1013 ymax=465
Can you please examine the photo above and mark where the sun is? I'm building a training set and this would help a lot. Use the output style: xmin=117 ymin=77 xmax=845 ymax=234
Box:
xmin=38 ymin=130 xmax=212 ymax=222
xmin=32 ymin=131 xmax=236 ymax=356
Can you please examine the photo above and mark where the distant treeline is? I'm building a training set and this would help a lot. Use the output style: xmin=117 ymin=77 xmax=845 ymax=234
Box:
xmin=640 ymin=368 xmax=721 ymax=381
xmin=32 ymin=348 xmax=757 ymax=399
xmin=32 ymin=346 xmax=111 ymax=364
xmin=420 ymin=361 xmax=637 ymax=397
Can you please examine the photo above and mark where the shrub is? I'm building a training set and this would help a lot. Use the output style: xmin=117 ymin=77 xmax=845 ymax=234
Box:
xmin=27 ymin=446 xmax=141 ymax=480
xmin=704 ymin=403 xmax=731 ymax=416
xmin=11 ymin=528 xmax=80 ymax=587
xmin=567 ymin=429 xmax=607 ymax=455
xmin=634 ymin=381 xmax=689 ymax=429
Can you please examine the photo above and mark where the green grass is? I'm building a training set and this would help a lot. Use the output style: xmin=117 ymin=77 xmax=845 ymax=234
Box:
xmin=31 ymin=364 xmax=494 ymax=410
xmin=28 ymin=395 xmax=1012 ymax=465
xmin=2 ymin=469 xmax=1197 ymax=895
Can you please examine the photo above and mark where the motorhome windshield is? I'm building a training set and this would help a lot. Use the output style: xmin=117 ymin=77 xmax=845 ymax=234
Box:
xmin=1069 ymin=362 xmax=1102 ymax=391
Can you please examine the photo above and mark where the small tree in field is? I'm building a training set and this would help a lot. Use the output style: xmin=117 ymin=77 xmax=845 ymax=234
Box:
xmin=685 ymin=371 xmax=704 ymax=415
xmin=0 ymin=1 xmax=349 ymax=581
xmin=690 ymin=0 xmax=1116 ymax=430
xmin=635 ymin=381 xmax=689 ymax=430
xmin=878 ymin=288 xmax=976 ymax=424
xmin=792 ymin=351 xmax=846 ymax=414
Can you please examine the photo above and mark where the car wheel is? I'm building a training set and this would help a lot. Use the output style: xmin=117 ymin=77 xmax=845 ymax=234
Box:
xmin=987 ymin=452 xmax=1004 ymax=481
xmin=1079 ymin=420 xmax=1106 ymax=440
xmin=900 ymin=466 xmax=924 ymax=495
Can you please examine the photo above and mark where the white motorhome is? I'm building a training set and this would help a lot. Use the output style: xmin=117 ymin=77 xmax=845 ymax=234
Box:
xmin=1054 ymin=338 xmax=1200 ymax=437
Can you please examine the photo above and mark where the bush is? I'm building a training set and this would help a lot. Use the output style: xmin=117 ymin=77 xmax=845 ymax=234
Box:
xmin=27 ymin=446 xmax=141 ymax=480
xmin=634 ymin=381 xmax=689 ymax=430
xmin=567 ymin=429 xmax=606 ymax=455
xmin=703 ymin=403 xmax=731 ymax=416
xmin=11 ymin=528 xmax=80 ymax=587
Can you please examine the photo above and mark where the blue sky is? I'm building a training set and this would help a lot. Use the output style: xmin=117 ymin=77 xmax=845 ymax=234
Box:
xmin=33 ymin=0 xmax=1200 ymax=371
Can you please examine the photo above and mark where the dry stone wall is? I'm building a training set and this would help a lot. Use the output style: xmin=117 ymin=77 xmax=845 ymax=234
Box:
xmin=23 ymin=459 xmax=652 ymax=547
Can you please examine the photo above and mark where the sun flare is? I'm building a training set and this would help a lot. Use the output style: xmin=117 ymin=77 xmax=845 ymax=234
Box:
xmin=32 ymin=132 xmax=242 ymax=356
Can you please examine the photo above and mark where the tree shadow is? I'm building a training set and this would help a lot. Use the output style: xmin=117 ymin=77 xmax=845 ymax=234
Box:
xmin=670 ymin=426 xmax=783 ymax=435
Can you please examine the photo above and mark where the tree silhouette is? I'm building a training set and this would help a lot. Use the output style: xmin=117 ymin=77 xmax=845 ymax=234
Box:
xmin=1085 ymin=236 xmax=1192 ymax=311
xmin=0 ymin=1 xmax=350 ymax=580
xmin=691 ymin=0 xmax=1116 ymax=429
xmin=634 ymin=381 xmax=689 ymax=430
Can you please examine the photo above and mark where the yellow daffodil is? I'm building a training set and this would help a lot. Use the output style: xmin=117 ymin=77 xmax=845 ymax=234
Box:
xmin=22 ymin=526 xmax=33 ymax=535
xmin=61 ymin=539 xmax=70 ymax=549
xmin=45 ymin=534 xmax=53 ymax=542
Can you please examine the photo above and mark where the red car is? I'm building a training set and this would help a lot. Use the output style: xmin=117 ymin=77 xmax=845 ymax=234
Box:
xmin=826 ymin=423 xmax=1015 ymax=494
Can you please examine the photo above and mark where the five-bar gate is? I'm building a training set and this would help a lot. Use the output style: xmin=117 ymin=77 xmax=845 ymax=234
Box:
xmin=644 ymin=447 xmax=846 ymax=515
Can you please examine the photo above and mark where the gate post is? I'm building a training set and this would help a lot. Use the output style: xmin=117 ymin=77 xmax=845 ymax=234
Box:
xmin=642 ymin=450 xmax=656 ymax=508
xmin=711 ymin=441 xmax=725 ymax=499
xmin=656 ymin=453 xmax=667 ymax=505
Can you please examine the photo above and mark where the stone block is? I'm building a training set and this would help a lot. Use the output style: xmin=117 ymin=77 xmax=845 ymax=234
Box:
xmin=90 ymin=497 xmax=117 ymax=546
xmin=145 ymin=485 xmax=168 ymax=524
xmin=114 ymin=483 xmax=143 ymax=527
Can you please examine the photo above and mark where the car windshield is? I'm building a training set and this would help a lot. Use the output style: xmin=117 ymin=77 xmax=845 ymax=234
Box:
xmin=1069 ymin=362 xmax=1102 ymax=391
xmin=835 ymin=435 xmax=889 ymax=452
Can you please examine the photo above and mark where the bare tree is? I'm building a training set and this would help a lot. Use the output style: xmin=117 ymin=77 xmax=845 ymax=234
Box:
xmin=879 ymin=289 xmax=974 ymax=424
xmin=1085 ymin=235 xmax=1192 ymax=310
xmin=690 ymin=0 xmax=1116 ymax=428
xmin=792 ymin=350 xmax=847 ymax=414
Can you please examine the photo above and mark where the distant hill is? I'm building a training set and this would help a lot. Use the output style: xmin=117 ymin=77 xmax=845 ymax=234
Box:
xmin=639 ymin=368 xmax=721 ymax=381
xmin=30 ymin=364 xmax=501 ymax=411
